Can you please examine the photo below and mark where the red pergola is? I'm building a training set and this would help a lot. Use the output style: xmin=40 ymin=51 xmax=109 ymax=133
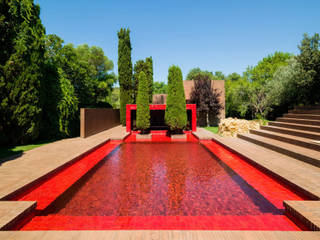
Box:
xmin=126 ymin=104 xmax=197 ymax=132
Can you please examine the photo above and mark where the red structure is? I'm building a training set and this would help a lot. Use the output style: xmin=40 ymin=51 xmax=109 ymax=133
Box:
xmin=126 ymin=104 xmax=197 ymax=132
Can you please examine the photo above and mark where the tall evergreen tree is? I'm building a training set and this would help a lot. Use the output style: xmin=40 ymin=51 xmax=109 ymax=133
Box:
xmin=133 ymin=57 xmax=153 ymax=103
xmin=146 ymin=57 xmax=153 ymax=103
xmin=133 ymin=60 xmax=148 ymax=103
xmin=0 ymin=0 xmax=46 ymax=144
xmin=136 ymin=71 xmax=150 ymax=133
xmin=165 ymin=65 xmax=187 ymax=132
xmin=117 ymin=28 xmax=133 ymax=125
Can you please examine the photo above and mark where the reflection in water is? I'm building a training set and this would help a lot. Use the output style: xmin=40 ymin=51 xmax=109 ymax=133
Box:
xmin=45 ymin=143 xmax=280 ymax=216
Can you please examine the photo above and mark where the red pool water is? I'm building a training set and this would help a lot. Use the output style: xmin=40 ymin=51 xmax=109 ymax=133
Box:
xmin=18 ymin=135 xmax=305 ymax=230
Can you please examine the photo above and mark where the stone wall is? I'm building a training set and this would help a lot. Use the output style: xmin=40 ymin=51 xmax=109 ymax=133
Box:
xmin=80 ymin=108 xmax=120 ymax=138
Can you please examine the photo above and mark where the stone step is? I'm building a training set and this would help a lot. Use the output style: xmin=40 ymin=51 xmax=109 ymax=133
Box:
xmin=283 ymin=113 xmax=320 ymax=120
xmin=250 ymin=129 xmax=320 ymax=152
xmin=289 ymin=109 xmax=320 ymax=114
xmin=276 ymin=117 xmax=320 ymax=126
xmin=294 ymin=105 xmax=320 ymax=110
xmin=268 ymin=121 xmax=320 ymax=133
xmin=237 ymin=133 xmax=320 ymax=168
xmin=211 ymin=134 xmax=320 ymax=200
xmin=261 ymin=125 xmax=320 ymax=140
xmin=284 ymin=201 xmax=320 ymax=231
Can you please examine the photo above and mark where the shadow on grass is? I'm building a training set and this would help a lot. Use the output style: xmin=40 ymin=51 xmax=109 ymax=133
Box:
xmin=0 ymin=150 xmax=24 ymax=165
xmin=0 ymin=139 xmax=56 ymax=166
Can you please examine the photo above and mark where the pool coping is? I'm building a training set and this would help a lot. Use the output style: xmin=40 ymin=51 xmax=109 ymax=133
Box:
xmin=0 ymin=230 xmax=319 ymax=239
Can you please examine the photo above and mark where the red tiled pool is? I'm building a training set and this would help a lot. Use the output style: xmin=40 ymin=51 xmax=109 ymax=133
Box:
xmin=16 ymin=134 xmax=306 ymax=230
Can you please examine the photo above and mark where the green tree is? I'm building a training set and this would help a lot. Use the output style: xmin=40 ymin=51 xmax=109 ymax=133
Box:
xmin=40 ymin=34 xmax=80 ymax=138
xmin=225 ymin=78 xmax=251 ymax=118
xmin=133 ymin=60 xmax=148 ymax=102
xmin=118 ymin=28 xmax=133 ymax=125
xmin=295 ymin=33 xmax=320 ymax=104
xmin=146 ymin=57 xmax=153 ymax=103
xmin=153 ymin=82 xmax=168 ymax=94
xmin=0 ymin=0 xmax=46 ymax=144
xmin=165 ymin=65 xmax=187 ymax=132
xmin=136 ymin=71 xmax=150 ymax=132
xmin=244 ymin=52 xmax=292 ymax=84
xmin=75 ymin=44 xmax=116 ymax=104
xmin=186 ymin=67 xmax=215 ymax=80
xmin=226 ymin=72 xmax=242 ymax=81
xmin=133 ymin=57 xmax=153 ymax=103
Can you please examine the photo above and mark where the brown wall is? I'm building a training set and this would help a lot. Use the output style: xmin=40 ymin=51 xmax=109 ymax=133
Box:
xmin=80 ymin=108 xmax=120 ymax=138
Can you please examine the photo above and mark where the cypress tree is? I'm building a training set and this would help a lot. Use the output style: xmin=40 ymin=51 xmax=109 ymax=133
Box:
xmin=165 ymin=65 xmax=187 ymax=132
xmin=117 ymin=28 xmax=133 ymax=125
xmin=146 ymin=57 xmax=153 ymax=103
xmin=136 ymin=71 xmax=150 ymax=133
xmin=0 ymin=0 xmax=46 ymax=144
xmin=133 ymin=60 xmax=148 ymax=103
xmin=133 ymin=57 xmax=153 ymax=103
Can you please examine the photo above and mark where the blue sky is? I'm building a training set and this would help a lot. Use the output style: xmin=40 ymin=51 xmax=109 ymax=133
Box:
xmin=36 ymin=0 xmax=320 ymax=83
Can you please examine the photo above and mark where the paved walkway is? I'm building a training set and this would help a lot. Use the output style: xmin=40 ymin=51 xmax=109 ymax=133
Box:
xmin=0 ymin=230 xmax=318 ymax=239
xmin=0 ymin=125 xmax=128 ymax=200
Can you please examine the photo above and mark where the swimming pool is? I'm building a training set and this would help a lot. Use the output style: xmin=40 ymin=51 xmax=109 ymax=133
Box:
xmin=15 ymin=134 xmax=306 ymax=230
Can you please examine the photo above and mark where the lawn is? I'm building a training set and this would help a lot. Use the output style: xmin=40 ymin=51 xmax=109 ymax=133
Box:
xmin=205 ymin=126 xmax=219 ymax=134
xmin=0 ymin=140 xmax=54 ymax=160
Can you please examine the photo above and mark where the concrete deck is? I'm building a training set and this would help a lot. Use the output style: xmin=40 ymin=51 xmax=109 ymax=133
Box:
xmin=0 ymin=230 xmax=318 ymax=239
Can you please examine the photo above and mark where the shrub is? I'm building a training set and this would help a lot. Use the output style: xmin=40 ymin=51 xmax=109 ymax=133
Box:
xmin=165 ymin=65 xmax=187 ymax=132
xmin=190 ymin=75 xmax=223 ymax=126
xmin=136 ymin=71 xmax=150 ymax=132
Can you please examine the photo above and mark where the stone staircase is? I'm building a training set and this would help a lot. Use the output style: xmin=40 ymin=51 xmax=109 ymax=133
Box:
xmin=237 ymin=105 xmax=320 ymax=168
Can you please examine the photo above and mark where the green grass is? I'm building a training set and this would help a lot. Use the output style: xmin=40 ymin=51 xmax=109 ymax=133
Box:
xmin=252 ymin=118 xmax=269 ymax=126
xmin=205 ymin=126 xmax=219 ymax=134
xmin=0 ymin=140 xmax=55 ymax=160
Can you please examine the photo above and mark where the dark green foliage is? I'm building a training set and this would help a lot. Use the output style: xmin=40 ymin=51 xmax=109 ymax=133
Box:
xmin=40 ymin=35 xmax=78 ymax=139
xmin=136 ymin=71 xmax=150 ymax=132
xmin=190 ymin=75 xmax=223 ymax=126
xmin=165 ymin=65 xmax=187 ymax=131
xmin=295 ymin=33 xmax=320 ymax=104
xmin=145 ymin=57 xmax=153 ymax=103
xmin=133 ymin=57 xmax=153 ymax=103
xmin=186 ymin=68 xmax=225 ymax=80
xmin=0 ymin=0 xmax=46 ymax=145
xmin=133 ymin=60 xmax=148 ymax=102
xmin=153 ymin=82 xmax=168 ymax=94
xmin=118 ymin=28 xmax=133 ymax=125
